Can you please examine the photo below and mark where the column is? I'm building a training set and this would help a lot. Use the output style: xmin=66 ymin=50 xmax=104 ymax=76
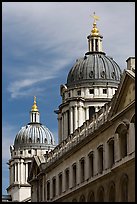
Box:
xmin=62 ymin=170 xmax=65 ymax=193
xmin=127 ymin=123 xmax=135 ymax=154
xmin=20 ymin=160 xmax=24 ymax=183
xmin=104 ymin=141 xmax=109 ymax=170
xmin=94 ymin=149 xmax=98 ymax=176
xmin=85 ymin=156 xmax=89 ymax=180
xmin=78 ymin=106 xmax=83 ymax=127
xmin=14 ymin=162 xmax=17 ymax=182
xmin=70 ymin=107 xmax=73 ymax=134
xmin=74 ymin=105 xmax=78 ymax=130
xmin=86 ymin=107 xmax=89 ymax=121
xmin=58 ymin=116 xmax=61 ymax=143
xmin=62 ymin=113 xmax=64 ymax=141
xmin=18 ymin=162 xmax=20 ymax=183
xmin=69 ymin=166 xmax=73 ymax=189
xmin=65 ymin=112 xmax=68 ymax=139
xmin=26 ymin=163 xmax=28 ymax=182
xmin=114 ymin=133 xmax=120 ymax=162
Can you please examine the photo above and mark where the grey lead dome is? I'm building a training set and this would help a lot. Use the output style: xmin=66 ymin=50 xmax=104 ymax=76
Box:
xmin=67 ymin=53 xmax=122 ymax=87
xmin=14 ymin=123 xmax=55 ymax=149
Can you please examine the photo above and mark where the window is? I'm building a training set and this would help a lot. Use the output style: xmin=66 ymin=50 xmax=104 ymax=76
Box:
xmin=89 ymin=106 xmax=95 ymax=119
xmin=98 ymin=186 xmax=104 ymax=202
xmin=121 ymin=174 xmax=128 ymax=202
xmin=52 ymin=177 xmax=56 ymax=198
xmin=88 ymin=191 xmax=95 ymax=202
xmin=65 ymin=169 xmax=69 ymax=190
xmin=29 ymin=138 xmax=32 ymax=143
xmin=59 ymin=173 xmax=62 ymax=195
xmin=68 ymin=92 xmax=71 ymax=97
xmin=47 ymin=181 xmax=50 ymax=200
xmin=103 ymin=88 xmax=107 ymax=94
xmin=109 ymin=182 xmax=115 ymax=202
xmin=28 ymin=162 xmax=31 ymax=177
xmin=80 ymin=158 xmax=85 ymax=183
xmin=98 ymin=145 xmax=103 ymax=174
xmin=79 ymin=195 xmax=86 ymax=202
xmin=89 ymin=152 xmax=94 ymax=178
xmin=89 ymin=89 xmax=94 ymax=94
xmin=28 ymin=150 xmax=31 ymax=154
xmin=72 ymin=163 xmax=77 ymax=187
xmin=108 ymin=139 xmax=115 ymax=168
xmin=77 ymin=90 xmax=81 ymax=96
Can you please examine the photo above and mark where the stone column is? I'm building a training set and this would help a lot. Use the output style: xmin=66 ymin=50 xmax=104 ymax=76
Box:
xmin=58 ymin=116 xmax=61 ymax=143
xmin=78 ymin=106 xmax=83 ymax=127
xmin=104 ymin=141 xmax=109 ymax=170
xmin=69 ymin=166 xmax=73 ymax=189
xmin=70 ymin=107 xmax=73 ymax=134
xmin=85 ymin=156 xmax=89 ymax=180
xmin=18 ymin=162 xmax=20 ymax=183
xmin=94 ymin=149 xmax=98 ymax=176
xmin=62 ymin=170 xmax=65 ymax=193
xmin=20 ymin=160 xmax=24 ymax=183
xmin=26 ymin=163 xmax=28 ymax=182
xmin=127 ymin=123 xmax=135 ymax=154
xmin=114 ymin=133 xmax=120 ymax=162
xmin=74 ymin=105 xmax=78 ymax=130
xmin=86 ymin=107 xmax=89 ymax=121
xmin=65 ymin=112 xmax=68 ymax=139
xmin=62 ymin=113 xmax=64 ymax=141
xmin=14 ymin=163 xmax=17 ymax=182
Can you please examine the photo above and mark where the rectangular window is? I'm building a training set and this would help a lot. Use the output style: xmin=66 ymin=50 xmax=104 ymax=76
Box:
xmin=47 ymin=181 xmax=50 ymax=200
xmin=72 ymin=164 xmax=77 ymax=187
xmin=80 ymin=158 xmax=85 ymax=183
xmin=103 ymin=89 xmax=107 ymax=94
xmin=65 ymin=169 xmax=69 ymax=190
xmin=89 ymin=152 xmax=94 ymax=177
xmin=59 ymin=173 xmax=62 ymax=195
xmin=53 ymin=177 xmax=56 ymax=198
xmin=89 ymin=89 xmax=94 ymax=94
xmin=77 ymin=90 xmax=81 ymax=96
xmin=98 ymin=146 xmax=103 ymax=174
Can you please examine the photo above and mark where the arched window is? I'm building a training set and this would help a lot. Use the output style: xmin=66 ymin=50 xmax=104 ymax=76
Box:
xmin=72 ymin=163 xmax=77 ymax=187
xmin=52 ymin=177 xmax=56 ymax=198
xmin=108 ymin=138 xmax=115 ymax=168
xmin=108 ymin=181 xmax=115 ymax=202
xmin=88 ymin=191 xmax=95 ymax=202
xmin=80 ymin=157 xmax=85 ymax=183
xmin=47 ymin=181 xmax=50 ymax=201
xmin=116 ymin=123 xmax=128 ymax=159
xmin=97 ymin=186 xmax=104 ymax=202
xmin=79 ymin=195 xmax=86 ymax=202
xmin=120 ymin=174 xmax=128 ymax=202
xmin=98 ymin=145 xmax=103 ymax=174
xmin=72 ymin=198 xmax=77 ymax=202
xmin=88 ymin=151 xmax=94 ymax=178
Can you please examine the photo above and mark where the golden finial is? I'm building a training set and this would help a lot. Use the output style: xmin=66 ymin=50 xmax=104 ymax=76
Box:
xmin=91 ymin=12 xmax=100 ymax=36
xmin=31 ymin=96 xmax=39 ymax=112
xmin=92 ymin=12 xmax=100 ymax=23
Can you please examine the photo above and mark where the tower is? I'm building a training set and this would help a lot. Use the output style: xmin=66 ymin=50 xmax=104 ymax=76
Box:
xmin=56 ymin=13 xmax=122 ymax=143
xmin=7 ymin=97 xmax=56 ymax=202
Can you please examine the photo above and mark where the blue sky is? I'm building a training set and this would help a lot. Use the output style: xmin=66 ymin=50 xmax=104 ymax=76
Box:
xmin=2 ymin=2 xmax=135 ymax=195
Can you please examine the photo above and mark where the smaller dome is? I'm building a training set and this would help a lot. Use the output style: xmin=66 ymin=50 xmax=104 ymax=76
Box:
xmin=14 ymin=123 xmax=55 ymax=149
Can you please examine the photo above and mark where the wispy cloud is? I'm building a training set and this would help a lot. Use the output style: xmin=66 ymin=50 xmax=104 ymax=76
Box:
xmin=2 ymin=124 xmax=17 ymax=160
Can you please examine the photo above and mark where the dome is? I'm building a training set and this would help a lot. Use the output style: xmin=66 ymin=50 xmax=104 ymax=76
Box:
xmin=67 ymin=53 xmax=122 ymax=87
xmin=14 ymin=122 xmax=55 ymax=149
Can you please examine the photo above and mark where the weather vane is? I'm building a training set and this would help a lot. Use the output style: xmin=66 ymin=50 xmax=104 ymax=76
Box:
xmin=34 ymin=96 xmax=36 ymax=104
xmin=91 ymin=12 xmax=100 ymax=23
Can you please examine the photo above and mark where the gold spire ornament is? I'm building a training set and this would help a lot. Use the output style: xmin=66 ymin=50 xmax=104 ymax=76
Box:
xmin=31 ymin=96 xmax=39 ymax=112
xmin=91 ymin=12 xmax=100 ymax=36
